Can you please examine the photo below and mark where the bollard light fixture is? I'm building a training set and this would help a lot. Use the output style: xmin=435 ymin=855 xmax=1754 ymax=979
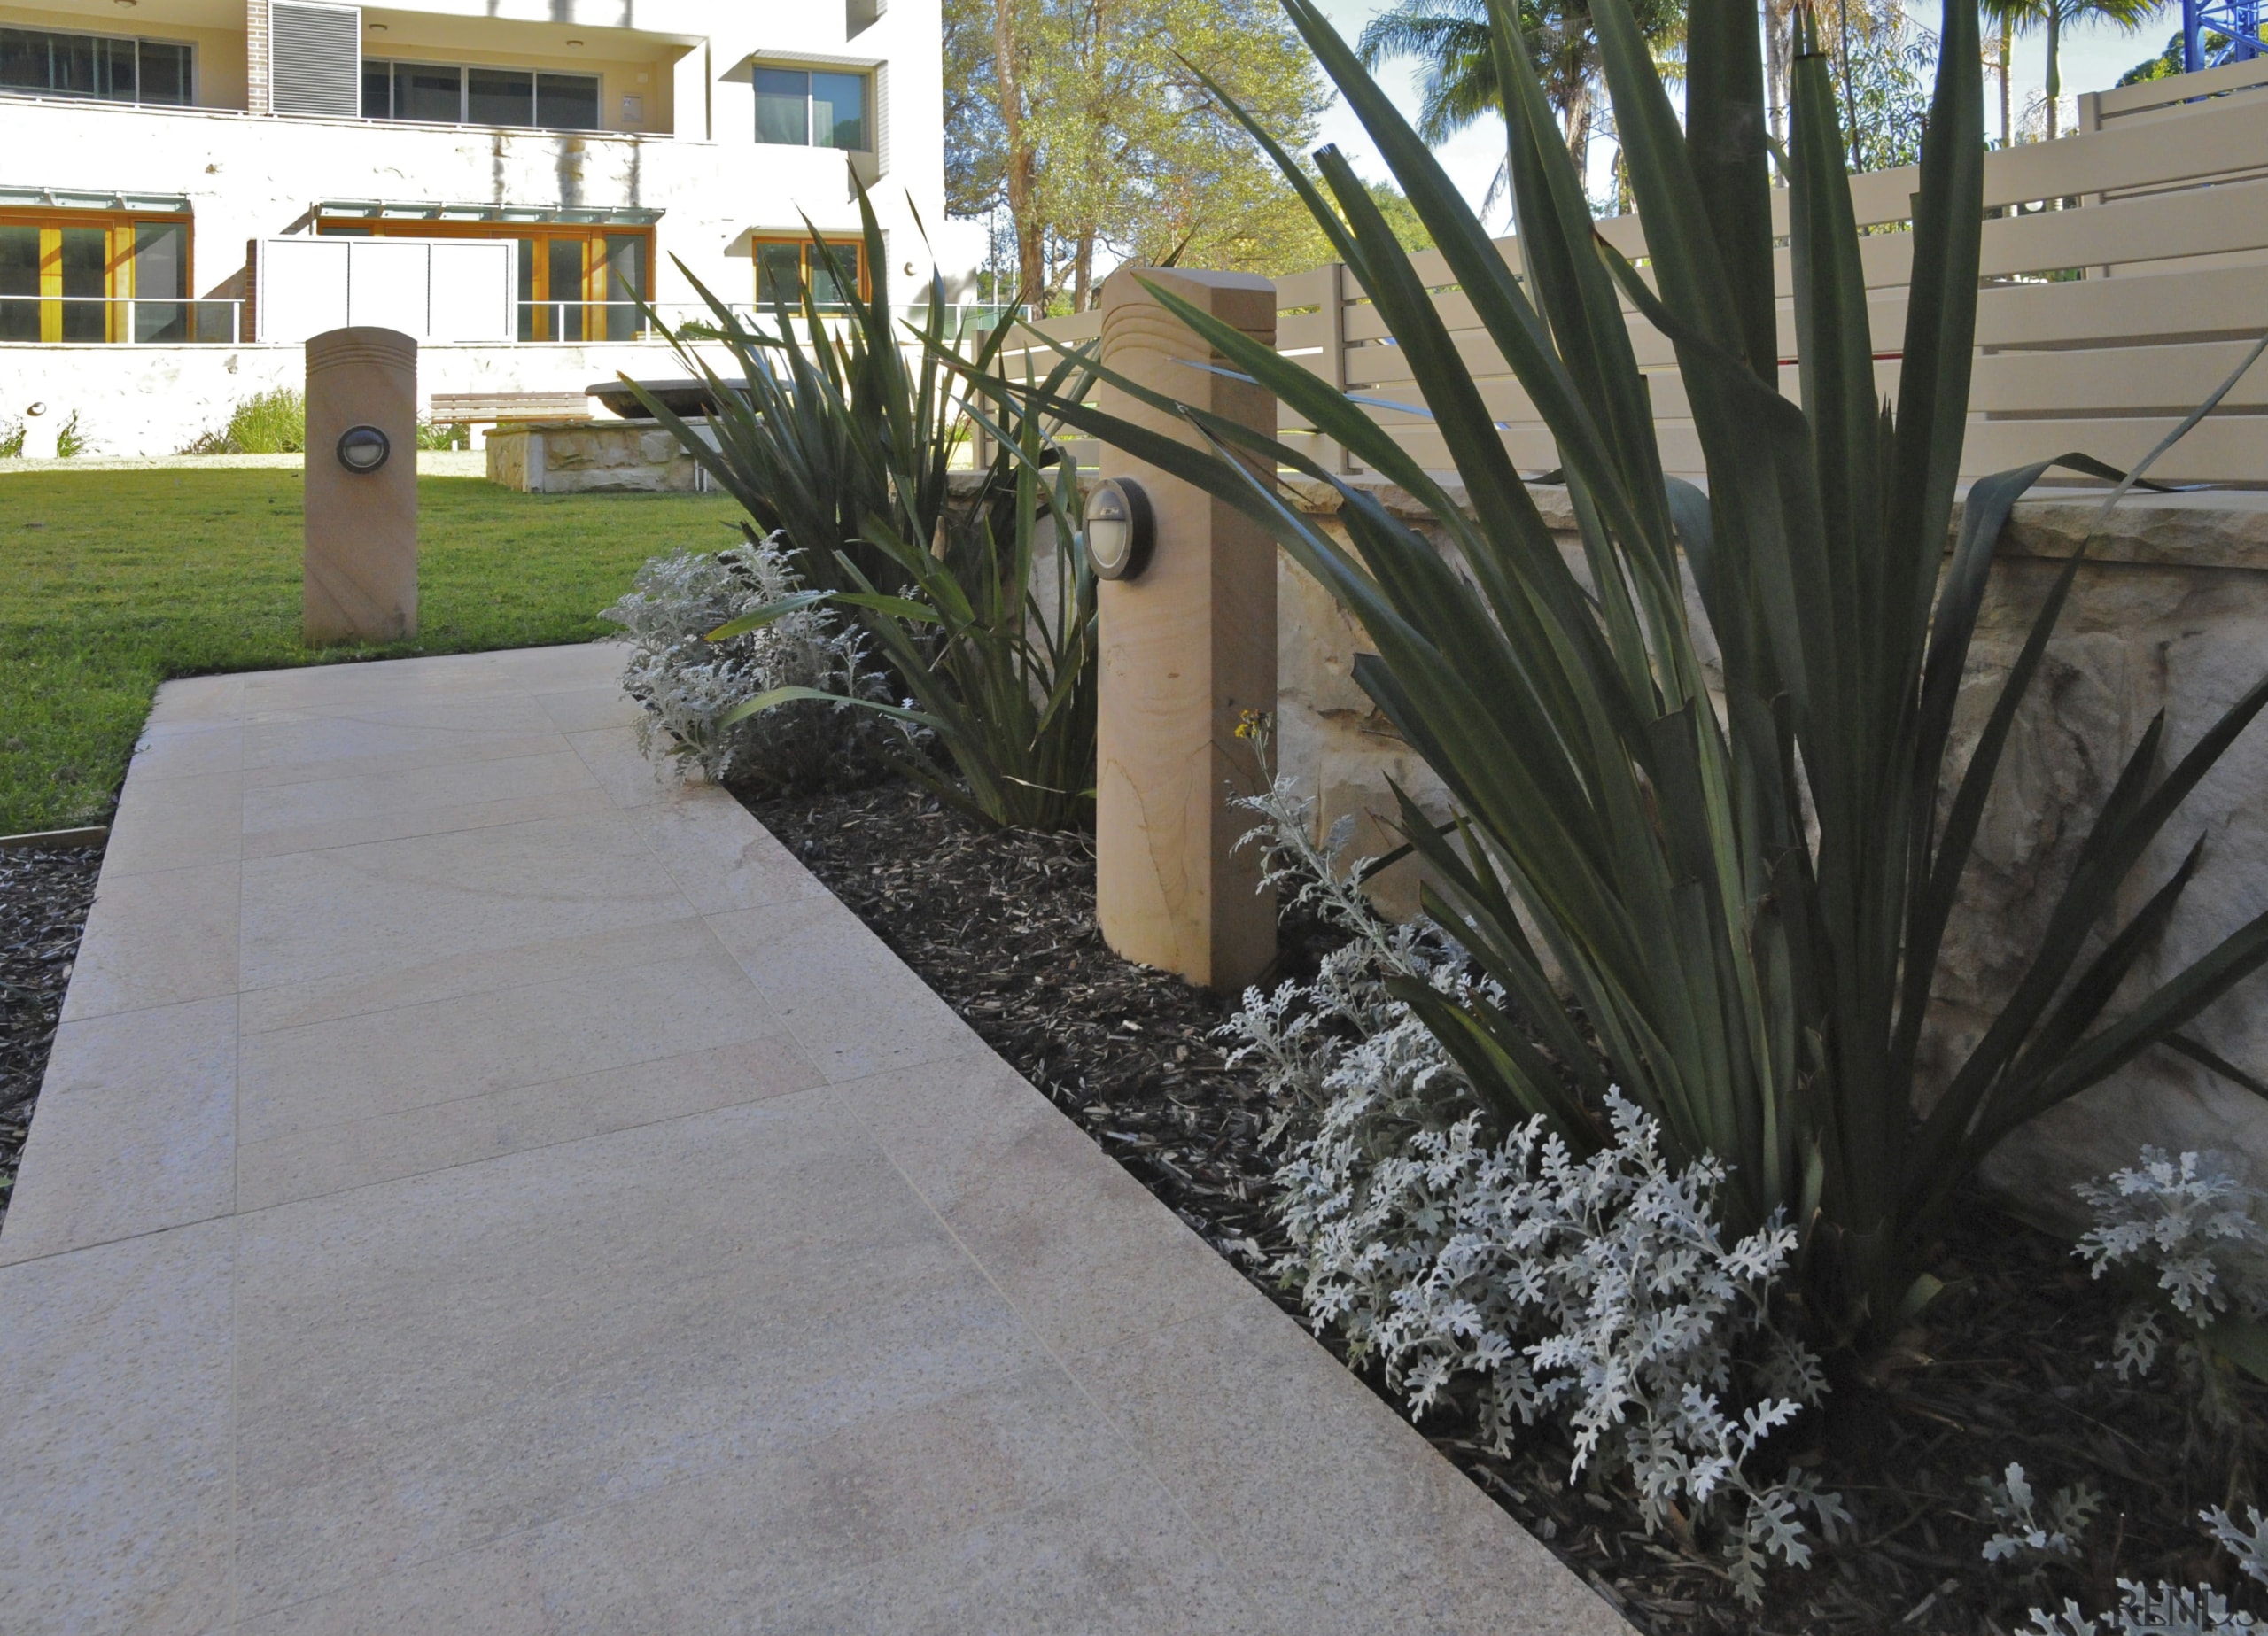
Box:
xmin=336 ymin=425 xmax=391 ymax=474
xmin=1084 ymin=477 xmax=1153 ymax=581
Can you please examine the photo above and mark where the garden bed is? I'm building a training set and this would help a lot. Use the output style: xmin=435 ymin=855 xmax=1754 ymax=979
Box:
xmin=0 ymin=843 xmax=101 ymax=1229
xmin=744 ymin=778 xmax=2267 ymax=1636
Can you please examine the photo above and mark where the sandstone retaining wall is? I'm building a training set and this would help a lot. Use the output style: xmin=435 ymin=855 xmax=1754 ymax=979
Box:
xmin=1275 ymin=478 xmax=2268 ymax=1224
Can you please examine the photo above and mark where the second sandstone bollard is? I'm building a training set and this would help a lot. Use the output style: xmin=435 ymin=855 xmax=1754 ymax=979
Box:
xmin=1093 ymin=266 xmax=1278 ymax=993
xmin=304 ymin=327 xmax=418 ymax=644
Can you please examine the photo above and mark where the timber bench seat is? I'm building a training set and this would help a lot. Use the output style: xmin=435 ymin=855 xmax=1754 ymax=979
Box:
xmin=430 ymin=391 xmax=594 ymax=427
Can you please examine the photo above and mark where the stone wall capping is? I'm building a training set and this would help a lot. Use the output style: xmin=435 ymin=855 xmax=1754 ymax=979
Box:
xmin=1284 ymin=472 xmax=2268 ymax=572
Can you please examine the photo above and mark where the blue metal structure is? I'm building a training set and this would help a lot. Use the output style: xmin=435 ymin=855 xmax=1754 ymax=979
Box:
xmin=2185 ymin=0 xmax=2264 ymax=70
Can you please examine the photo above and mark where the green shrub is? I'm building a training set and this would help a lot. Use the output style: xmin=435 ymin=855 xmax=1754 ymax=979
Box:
xmin=52 ymin=411 xmax=85 ymax=459
xmin=632 ymin=190 xmax=1099 ymax=831
xmin=0 ymin=418 xmax=22 ymax=459
xmin=1033 ymin=0 xmax=2268 ymax=1352
xmin=183 ymin=387 xmax=305 ymax=455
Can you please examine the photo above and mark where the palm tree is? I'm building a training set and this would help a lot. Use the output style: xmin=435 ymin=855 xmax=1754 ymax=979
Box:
xmin=1981 ymin=0 xmax=2163 ymax=138
xmin=1355 ymin=0 xmax=1682 ymax=196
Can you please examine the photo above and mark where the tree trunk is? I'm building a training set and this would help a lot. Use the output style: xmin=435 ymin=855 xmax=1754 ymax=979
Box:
xmin=1565 ymin=81 xmax=1593 ymax=192
xmin=992 ymin=0 xmax=1044 ymax=306
xmin=1998 ymin=17 xmax=2012 ymax=147
xmin=2045 ymin=6 xmax=2062 ymax=138
xmin=1074 ymin=230 xmax=1095 ymax=311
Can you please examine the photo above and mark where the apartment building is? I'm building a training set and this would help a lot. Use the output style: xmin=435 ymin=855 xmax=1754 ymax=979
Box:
xmin=0 ymin=0 xmax=954 ymax=453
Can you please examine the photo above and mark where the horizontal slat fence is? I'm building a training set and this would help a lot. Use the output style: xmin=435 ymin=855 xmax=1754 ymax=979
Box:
xmin=985 ymin=64 xmax=2268 ymax=486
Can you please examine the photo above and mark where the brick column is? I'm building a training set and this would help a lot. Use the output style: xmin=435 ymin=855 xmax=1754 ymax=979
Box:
xmin=245 ymin=0 xmax=270 ymax=114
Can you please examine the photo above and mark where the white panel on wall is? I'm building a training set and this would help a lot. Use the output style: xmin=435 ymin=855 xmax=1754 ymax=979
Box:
xmin=270 ymin=1 xmax=360 ymax=118
xmin=258 ymin=237 xmax=349 ymax=343
xmin=346 ymin=238 xmax=430 ymax=336
xmin=426 ymin=241 xmax=515 ymax=341
xmin=258 ymin=236 xmax=514 ymax=345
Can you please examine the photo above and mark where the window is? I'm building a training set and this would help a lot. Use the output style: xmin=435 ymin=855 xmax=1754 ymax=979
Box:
xmin=361 ymin=60 xmax=601 ymax=129
xmin=752 ymin=67 xmax=868 ymax=151
xmin=754 ymin=237 xmax=866 ymax=309
xmin=316 ymin=217 xmax=654 ymax=341
xmin=0 ymin=208 xmax=195 ymax=343
xmin=0 ymin=27 xmax=192 ymax=105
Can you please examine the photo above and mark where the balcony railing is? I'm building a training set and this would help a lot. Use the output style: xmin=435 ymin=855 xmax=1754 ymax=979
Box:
xmin=0 ymin=297 xmax=1022 ymax=345
xmin=519 ymin=299 xmax=1023 ymax=343
xmin=0 ymin=296 xmax=245 ymax=343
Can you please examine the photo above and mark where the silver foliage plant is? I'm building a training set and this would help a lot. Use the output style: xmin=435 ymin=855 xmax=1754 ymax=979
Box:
xmin=1223 ymin=770 xmax=1845 ymax=1602
xmin=2023 ymin=1504 xmax=2268 ymax=1633
xmin=602 ymin=532 xmax=895 ymax=790
xmin=2074 ymin=1147 xmax=2268 ymax=1382
xmin=1977 ymin=1462 xmax=2105 ymax=1564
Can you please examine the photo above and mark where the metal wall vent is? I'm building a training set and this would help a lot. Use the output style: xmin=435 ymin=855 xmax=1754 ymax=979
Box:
xmin=271 ymin=1 xmax=361 ymax=119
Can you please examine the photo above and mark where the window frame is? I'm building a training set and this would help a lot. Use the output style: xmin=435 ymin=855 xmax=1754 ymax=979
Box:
xmin=314 ymin=215 xmax=656 ymax=340
xmin=0 ymin=205 xmax=195 ymax=344
xmin=750 ymin=235 xmax=870 ymax=310
xmin=0 ymin=25 xmax=196 ymax=106
xmin=360 ymin=58 xmax=602 ymax=131
xmin=750 ymin=64 xmax=871 ymax=152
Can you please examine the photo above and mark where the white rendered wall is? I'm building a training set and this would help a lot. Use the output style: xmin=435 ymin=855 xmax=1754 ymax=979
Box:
xmin=0 ymin=340 xmax=760 ymax=456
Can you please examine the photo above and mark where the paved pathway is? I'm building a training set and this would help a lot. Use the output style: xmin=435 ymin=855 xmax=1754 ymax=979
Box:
xmin=0 ymin=645 xmax=1629 ymax=1635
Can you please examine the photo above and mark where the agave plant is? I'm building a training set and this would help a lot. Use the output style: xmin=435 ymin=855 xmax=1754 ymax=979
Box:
xmin=624 ymin=187 xmax=1100 ymax=830
xmin=998 ymin=0 xmax=2268 ymax=1346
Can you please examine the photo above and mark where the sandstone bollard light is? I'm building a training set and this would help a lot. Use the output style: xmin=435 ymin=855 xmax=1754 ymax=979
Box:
xmin=304 ymin=327 xmax=418 ymax=645
xmin=1093 ymin=266 xmax=1278 ymax=993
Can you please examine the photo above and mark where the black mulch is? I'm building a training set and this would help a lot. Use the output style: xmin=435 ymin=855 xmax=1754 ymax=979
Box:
xmin=744 ymin=778 xmax=2266 ymax=1636
xmin=0 ymin=844 xmax=103 ymax=1229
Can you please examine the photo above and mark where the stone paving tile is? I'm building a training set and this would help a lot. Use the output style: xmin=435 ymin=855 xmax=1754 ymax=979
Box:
xmin=235 ymin=1036 xmax=823 ymax=1212
xmin=237 ymin=813 xmax=687 ymax=993
xmin=0 ymin=1218 xmax=236 ymax=1636
xmin=624 ymin=797 xmax=832 ymax=915
xmin=564 ymin=724 xmax=683 ymax=810
xmin=60 ymin=861 xmax=240 ymax=1022
xmin=229 ymin=1097 xmax=1040 ymax=1617
xmin=503 ymin=1358 xmax=1159 ymax=1632
xmin=126 ymin=719 xmax=245 ymax=782
xmin=236 ymin=943 xmax=795 ymax=1146
xmin=144 ymin=672 xmax=246 ymax=727
xmin=0 ymin=645 xmax=1632 ymax=1634
xmin=737 ymin=1469 xmax=1282 ymax=1636
xmin=837 ymin=1051 xmax=1255 ymax=1356
xmin=0 ymin=996 xmax=237 ymax=1265
xmin=1068 ymin=1299 xmax=1635 ymax=1636
xmin=239 ymin=748 xmax=609 ymax=857
xmin=236 ymin=913 xmax=719 ymax=1037
xmin=534 ymin=681 xmax=647 ymax=734
xmin=708 ymin=896 xmax=985 ymax=1082
xmin=103 ymin=769 xmax=243 ymax=876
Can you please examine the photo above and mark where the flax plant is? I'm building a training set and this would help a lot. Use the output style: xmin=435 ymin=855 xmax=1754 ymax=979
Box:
xmin=625 ymin=187 xmax=1100 ymax=830
xmin=1002 ymin=0 xmax=2268 ymax=1347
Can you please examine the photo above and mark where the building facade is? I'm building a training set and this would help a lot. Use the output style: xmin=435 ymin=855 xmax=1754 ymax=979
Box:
xmin=0 ymin=0 xmax=953 ymax=454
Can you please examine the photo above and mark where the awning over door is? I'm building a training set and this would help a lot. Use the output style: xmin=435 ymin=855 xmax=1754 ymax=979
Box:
xmin=314 ymin=199 xmax=664 ymax=227
xmin=0 ymin=187 xmax=193 ymax=213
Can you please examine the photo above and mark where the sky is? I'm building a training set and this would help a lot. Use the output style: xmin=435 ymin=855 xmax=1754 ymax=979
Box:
xmin=1298 ymin=0 xmax=2183 ymax=224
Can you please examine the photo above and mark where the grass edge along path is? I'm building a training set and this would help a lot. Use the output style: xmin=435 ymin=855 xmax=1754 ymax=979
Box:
xmin=0 ymin=468 xmax=741 ymax=834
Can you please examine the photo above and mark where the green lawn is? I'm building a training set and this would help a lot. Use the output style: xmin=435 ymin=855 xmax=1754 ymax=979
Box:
xmin=0 ymin=469 xmax=742 ymax=834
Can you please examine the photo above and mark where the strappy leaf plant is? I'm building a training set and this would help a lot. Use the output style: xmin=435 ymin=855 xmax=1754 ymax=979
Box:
xmin=995 ymin=0 xmax=2268 ymax=1348
xmin=625 ymin=187 xmax=1099 ymax=830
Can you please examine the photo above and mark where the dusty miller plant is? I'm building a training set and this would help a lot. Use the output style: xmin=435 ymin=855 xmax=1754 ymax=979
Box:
xmin=1977 ymin=1462 xmax=2105 ymax=1564
xmin=602 ymin=532 xmax=893 ymax=791
xmin=2077 ymin=1144 xmax=2268 ymax=1424
xmin=2023 ymin=1503 xmax=2268 ymax=1633
xmin=1225 ymin=768 xmax=1845 ymax=1601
